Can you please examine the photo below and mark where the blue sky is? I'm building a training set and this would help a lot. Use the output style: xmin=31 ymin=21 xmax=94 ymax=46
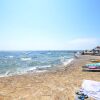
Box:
xmin=0 ymin=0 xmax=100 ymax=50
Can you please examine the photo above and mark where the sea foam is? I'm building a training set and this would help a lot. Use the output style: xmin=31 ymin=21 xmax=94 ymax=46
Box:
xmin=63 ymin=58 xmax=74 ymax=66
xmin=0 ymin=51 xmax=75 ymax=77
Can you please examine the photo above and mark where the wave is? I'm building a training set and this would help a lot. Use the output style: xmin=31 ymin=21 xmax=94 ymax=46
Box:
xmin=8 ymin=56 xmax=14 ymax=58
xmin=0 ymin=51 xmax=75 ymax=77
xmin=63 ymin=58 xmax=74 ymax=66
xmin=0 ymin=65 xmax=50 ymax=77
xmin=20 ymin=57 xmax=32 ymax=61
xmin=36 ymin=65 xmax=51 ymax=70
xmin=0 ymin=58 xmax=74 ymax=78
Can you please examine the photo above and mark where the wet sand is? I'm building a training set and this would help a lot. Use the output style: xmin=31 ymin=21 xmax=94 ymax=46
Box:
xmin=0 ymin=55 xmax=100 ymax=100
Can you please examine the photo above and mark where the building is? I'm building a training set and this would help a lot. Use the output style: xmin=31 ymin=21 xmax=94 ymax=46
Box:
xmin=81 ymin=46 xmax=100 ymax=56
xmin=93 ymin=46 xmax=100 ymax=56
xmin=82 ymin=50 xmax=94 ymax=55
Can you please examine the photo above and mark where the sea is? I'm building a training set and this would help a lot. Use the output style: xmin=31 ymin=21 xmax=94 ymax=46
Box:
xmin=0 ymin=51 xmax=76 ymax=77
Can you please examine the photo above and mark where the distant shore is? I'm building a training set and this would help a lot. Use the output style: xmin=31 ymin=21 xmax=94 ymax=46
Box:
xmin=0 ymin=55 xmax=100 ymax=100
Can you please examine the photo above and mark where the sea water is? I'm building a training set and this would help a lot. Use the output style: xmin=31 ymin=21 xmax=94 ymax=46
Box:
xmin=0 ymin=51 xmax=76 ymax=77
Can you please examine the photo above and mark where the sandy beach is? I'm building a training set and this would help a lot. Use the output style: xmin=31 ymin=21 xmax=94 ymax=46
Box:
xmin=0 ymin=55 xmax=100 ymax=100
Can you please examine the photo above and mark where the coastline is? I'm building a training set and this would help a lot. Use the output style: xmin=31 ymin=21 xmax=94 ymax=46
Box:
xmin=0 ymin=57 xmax=75 ymax=78
xmin=0 ymin=55 xmax=100 ymax=100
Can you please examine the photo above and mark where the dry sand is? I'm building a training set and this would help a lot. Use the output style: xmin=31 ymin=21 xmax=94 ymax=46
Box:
xmin=0 ymin=55 xmax=100 ymax=100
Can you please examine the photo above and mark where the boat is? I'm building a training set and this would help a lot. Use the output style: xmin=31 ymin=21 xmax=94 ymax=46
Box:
xmin=91 ymin=59 xmax=100 ymax=63
xmin=86 ymin=63 xmax=100 ymax=66
xmin=74 ymin=51 xmax=80 ymax=58
xmin=82 ymin=63 xmax=100 ymax=71
xmin=82 ymin=65 xmax=100 ymax=71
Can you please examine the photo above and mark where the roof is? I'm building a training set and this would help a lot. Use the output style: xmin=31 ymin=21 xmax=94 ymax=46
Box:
xmin=94 ymin=46 xmax=100 ymax=50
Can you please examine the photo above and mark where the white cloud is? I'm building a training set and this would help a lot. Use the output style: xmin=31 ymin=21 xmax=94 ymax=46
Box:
xmin=66 ymin=38 xmax=100 ymax=50
xmin=0 ymin=36 xmax=99 ymax=50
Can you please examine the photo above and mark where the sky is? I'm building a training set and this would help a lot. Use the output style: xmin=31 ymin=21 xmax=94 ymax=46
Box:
xmin=0 ymin=0 xmax=100 ymax=50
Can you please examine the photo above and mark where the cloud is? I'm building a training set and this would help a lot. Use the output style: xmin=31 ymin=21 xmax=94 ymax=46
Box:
xmin=66 ymin=38 xmax=100 ymax=50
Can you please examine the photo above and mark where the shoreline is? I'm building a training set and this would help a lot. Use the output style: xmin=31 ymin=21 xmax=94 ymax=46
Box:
xmin=0 ymin=57 xmax=75 ymax=78
xmin=0 ymin=55 xmax=100 ymax=100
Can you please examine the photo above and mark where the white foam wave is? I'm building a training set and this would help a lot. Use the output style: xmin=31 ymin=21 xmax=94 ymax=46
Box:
xmin=20 ymin=57 xmax=32 ymax=61
xmin=63 ymin=58 xmax=74 ymax=66
xmin=0 ymin=65 xmax=49 ymax=77
xmin=8 ymin=56 xmax=14 ymax=58
xmin=38 ymin=65 xmax=51 ymax=68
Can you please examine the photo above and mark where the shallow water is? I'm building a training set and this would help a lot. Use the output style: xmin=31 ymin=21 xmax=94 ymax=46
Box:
xmin=0 ymin=51 xmax=76 ymax=77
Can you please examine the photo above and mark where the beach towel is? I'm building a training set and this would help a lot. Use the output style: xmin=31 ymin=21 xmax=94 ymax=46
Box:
xmin=81 ymin=80 xmax=100 ymax=100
